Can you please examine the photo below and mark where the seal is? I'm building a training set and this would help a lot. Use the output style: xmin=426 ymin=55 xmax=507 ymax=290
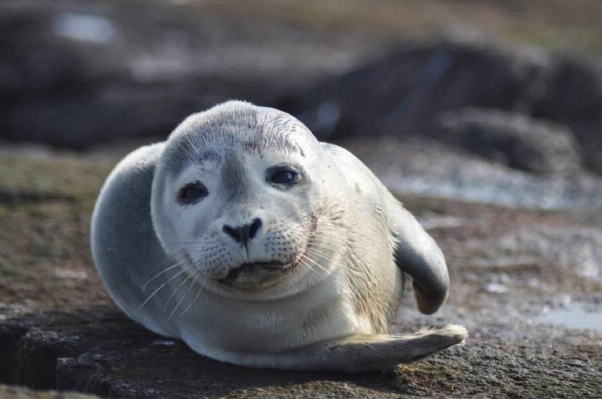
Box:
xmin=91 ymin=101 xmax=467 ymax=372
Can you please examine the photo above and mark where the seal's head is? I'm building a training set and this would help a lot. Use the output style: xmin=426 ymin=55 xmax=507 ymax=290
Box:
xmin=151 ymin=101 xmax=344 ymax=300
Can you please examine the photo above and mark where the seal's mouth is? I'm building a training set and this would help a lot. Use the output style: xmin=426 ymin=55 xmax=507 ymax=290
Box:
xmin=216 ymin=215 xmax=318 ymax=290
xmin=218 ymin=261 xmax=294 ymax=285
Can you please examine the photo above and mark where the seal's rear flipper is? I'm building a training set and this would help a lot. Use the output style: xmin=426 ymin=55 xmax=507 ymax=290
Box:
xmin=313 ymin=324 xmax=468 ymax=372
xmin=230 ymin=324 xmax=468 ymax=372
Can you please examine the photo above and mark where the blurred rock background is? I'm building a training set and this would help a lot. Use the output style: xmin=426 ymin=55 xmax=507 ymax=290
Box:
xmin=3 ymin=0 xmax=602 ymax=176
xmin=1 ymin=0 xmax=381 ymax=150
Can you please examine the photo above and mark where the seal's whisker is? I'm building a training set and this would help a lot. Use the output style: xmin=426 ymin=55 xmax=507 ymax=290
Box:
xmin=298 ymin=258 xmax=319 ymax=277
xmin=140 ymin=267 xmax=190 ymax=309
xmin=303 ymin=253 xmax=330 ymax=267
xmin=180 ymin=284 xmax=204 ymax=317
xmin=143 ymin=250 xmax=192 ymax=290
xmin=185 ymin=132 xmax=202 ymax=159
xmin=304 ymin=248 xmax=331 ymax=262
xmin=163 ymin=240 xmax=218 ymax=246
xmin=168 ymin=274 xmax=197 ymax=320
xmin=177 ymin=133 xmax=200 ymax=163
xmin=299 ymin=253 xmax=329 ymax=274
xmin=143 ymin=261 xmax=187 ymax=290
xmin=304 ymin=243 xmax=333 ymax=260
xmin=164 ymin=272 xmax=195 ymax=311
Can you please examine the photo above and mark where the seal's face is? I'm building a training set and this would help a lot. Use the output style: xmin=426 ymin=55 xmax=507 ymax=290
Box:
xmin=151 ymin=103 xmax=342 ymax=300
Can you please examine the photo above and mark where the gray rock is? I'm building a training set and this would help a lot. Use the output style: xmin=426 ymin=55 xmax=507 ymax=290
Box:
xmin=290 ymin=34 xmax=602 ymax=175
xmin=533 ymin=53 xmax=602 ymax=174
xmin=2 ymin=306 xmax=602 ymax=398
xmin=432 ymin=108 xmax=582 ymax=175
xmin=291 ymin=35 xmax=552 ymax=139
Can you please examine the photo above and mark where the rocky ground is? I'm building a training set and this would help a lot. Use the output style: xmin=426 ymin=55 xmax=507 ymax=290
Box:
xmin=0 ymin=143 xmax=601 ymax=398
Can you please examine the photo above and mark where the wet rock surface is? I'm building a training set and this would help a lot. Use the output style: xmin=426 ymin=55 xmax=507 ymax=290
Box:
xmin=1 ymin=150 xmax=601 ymax=398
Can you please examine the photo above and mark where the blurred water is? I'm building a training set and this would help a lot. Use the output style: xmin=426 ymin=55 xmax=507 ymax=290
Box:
xmin=536 ymin=303 xmax=602 ymax=332
xmin=382 ymin=173 xmax=602 ymax=210
xmin=54 ymin=13 xmax=117 ymax=43
xmin=344 ymin=137 xmax=602 ymax=211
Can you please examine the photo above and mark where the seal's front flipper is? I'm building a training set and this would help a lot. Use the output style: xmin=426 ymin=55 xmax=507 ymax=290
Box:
xmin=312 ymin=324 xmax=468 ymax=372
xmin=392 ymin=206 xmax=450 ymax=314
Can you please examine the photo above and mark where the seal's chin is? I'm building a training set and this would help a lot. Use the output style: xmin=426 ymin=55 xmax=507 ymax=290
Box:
xmin=217 ymin=261 xmax=296 ymax=290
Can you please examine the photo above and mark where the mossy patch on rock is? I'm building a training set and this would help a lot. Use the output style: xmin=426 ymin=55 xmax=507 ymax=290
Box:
xmin=0 ymin=155 xmax=114 ymax=316
xmin=0 ymin=384 xmax=99 ymax=399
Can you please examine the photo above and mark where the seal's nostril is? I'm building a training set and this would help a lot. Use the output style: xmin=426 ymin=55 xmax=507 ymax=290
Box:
xmin=223 ymin=225 xmax=242 ymax=243
xmin=249 ymin=218 xmax=262 ymax=240
xmin=223 ymin=219 xmax=262 ymax=245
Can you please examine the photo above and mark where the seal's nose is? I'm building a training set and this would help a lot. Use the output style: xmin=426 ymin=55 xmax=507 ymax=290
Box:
xmin=222 ymin=218 xmax=262 ymax=246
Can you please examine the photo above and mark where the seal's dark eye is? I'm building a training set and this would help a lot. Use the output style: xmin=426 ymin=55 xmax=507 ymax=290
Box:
xmin=177 ymin=182 xmax=208 ymax=205
xmin=268 ymin=167 xmax=300 ymax=186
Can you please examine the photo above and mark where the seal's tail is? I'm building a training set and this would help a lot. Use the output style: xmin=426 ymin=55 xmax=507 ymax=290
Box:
xmin=312 ymin=324 xmax=468 ymax=372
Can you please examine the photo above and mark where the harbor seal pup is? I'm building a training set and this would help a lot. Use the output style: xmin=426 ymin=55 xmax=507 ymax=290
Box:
xmin=91 ymin=101 xmax=467 ymax=372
